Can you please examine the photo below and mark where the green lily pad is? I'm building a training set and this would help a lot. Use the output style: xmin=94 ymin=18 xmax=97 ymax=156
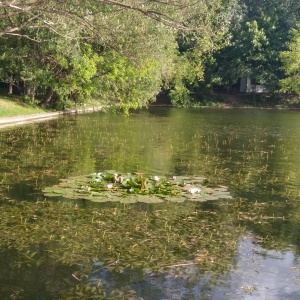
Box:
xmin=135 ymin=195 xmax=164 ymax=203
xmin=42 ymin=171 xmax=233 ymax=204
xmin=165 ymin=196 xmax=187 ymax=203
xmin=44 ymin=193 xmax=63 ymax=197
xmin=42 ymin=187 xmax=66 ymax=195
xmin=119 ymin=198 xmax=138 ymax=204
xmin=217 ymin=194 xmax=233 ymax=199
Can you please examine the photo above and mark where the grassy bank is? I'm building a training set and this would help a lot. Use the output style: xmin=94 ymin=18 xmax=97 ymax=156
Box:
xmin=1 ymin=91 xmax=300 ymax=120
xmin=0 ymin=94 xmax=48 ymax=117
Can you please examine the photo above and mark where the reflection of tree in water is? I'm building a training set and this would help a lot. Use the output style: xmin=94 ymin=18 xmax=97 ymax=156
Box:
xmin=90 ymin=264 xmax=216 ymax=300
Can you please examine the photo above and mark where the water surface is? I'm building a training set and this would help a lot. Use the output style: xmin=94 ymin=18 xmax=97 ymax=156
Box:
xmin=1 ymin=107 xmax=300 ymax=299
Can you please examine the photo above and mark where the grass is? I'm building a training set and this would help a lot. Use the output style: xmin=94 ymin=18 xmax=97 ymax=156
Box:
xmin=0 ymin=87 xmax=107 ymax=119
xmin=0 ymin=93 xmax=48 ymax=118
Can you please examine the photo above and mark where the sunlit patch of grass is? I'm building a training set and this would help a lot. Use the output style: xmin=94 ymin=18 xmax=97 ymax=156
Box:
xmin=0 ymin=94 xmax=47 ymax=117
xmin=0 ymin=91 xmax=105 ymax=118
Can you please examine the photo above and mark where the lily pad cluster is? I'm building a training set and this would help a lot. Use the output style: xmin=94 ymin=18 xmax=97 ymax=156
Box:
xmin=42 ymin=171 xmax=233 ymax=203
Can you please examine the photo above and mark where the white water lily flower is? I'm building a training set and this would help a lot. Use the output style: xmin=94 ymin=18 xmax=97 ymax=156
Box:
xmin=153 ymin=176 xmax=160 ymax=181
xmin=189 ymin=187 xmax=200 ymax=194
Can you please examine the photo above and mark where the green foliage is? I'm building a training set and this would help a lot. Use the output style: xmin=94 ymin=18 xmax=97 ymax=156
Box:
xmin=280 ymin=25 xmax=300 ymax=96
xmin=169 ymin=85 xmax=192 ymax=107
xmin=0 ymin=0 xmax=230 ymax=109
xmin=205 ymin=0 xmax=300 ymax=92
xmin=50 ymin=44 xmax=102 ymax=107
xmin=93 ymin=51 xmax=162 ymax=112
xmin=1 ymin=0 xmax=298 ymax=107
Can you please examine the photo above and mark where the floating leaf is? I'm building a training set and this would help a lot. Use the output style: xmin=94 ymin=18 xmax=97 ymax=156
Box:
xmin=44 ymin=193 xmax=63 ymax=197
xmin=165 ymin=196 xmax=187 ymax=203
xmin=119 ymin=198 xmax=138 ymax=204
xmin=136 ymin=195 xmax=164 ymax=203
xmin=42 ymin=171 xmax=233 ymax=203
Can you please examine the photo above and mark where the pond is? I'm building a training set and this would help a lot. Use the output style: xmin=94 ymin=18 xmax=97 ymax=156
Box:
xmin=1 ymin=107 xmax=300 ymax=299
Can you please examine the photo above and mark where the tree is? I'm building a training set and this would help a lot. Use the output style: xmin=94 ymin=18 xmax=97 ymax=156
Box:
xmin=205 ymin=0 xmax=300 ymax=93
xmin=161 ymin=0 xmax=237 ymax=105
xmin=0 ymin=0 xmax=233 ymax=109
xmin=0 ymin=0 xmax=210 ymax=39
xmin=0 ymin=0 xmax=181 ymax=108
xmin=280 ymin=25 xmax=300 ymax=97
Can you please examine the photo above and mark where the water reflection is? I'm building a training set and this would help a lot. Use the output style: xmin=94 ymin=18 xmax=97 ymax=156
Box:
xmin=214 ymin=233 xmax=300 ymax=300
xmin=87 ymin=231 xmax=300 ymax=300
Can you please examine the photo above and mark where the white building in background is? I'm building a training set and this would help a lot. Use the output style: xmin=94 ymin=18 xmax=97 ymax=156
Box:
xmin=239 ymin=77 xmax=268 ymax=93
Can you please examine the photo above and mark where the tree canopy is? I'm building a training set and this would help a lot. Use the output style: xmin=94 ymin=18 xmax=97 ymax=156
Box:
xmin=280 ymin=25 xmax=300 ymax=96
xmin=0 ymin=0 xmax=300 ymax=109
xmin=203 ymin=0 xmax=300 ymax=94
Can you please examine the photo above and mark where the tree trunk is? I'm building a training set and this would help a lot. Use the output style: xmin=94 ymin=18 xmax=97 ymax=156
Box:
xmin=7 ymin=75 xmax=13 ymax=94
xmin=26 ymin=86 xmax=36 ymax=102
xmin=40 ymin=87 xmax=54 ymax=107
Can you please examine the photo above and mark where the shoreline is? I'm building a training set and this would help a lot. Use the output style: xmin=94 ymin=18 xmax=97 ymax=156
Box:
xmin=0 ymin=106 xmax=103 ymax=129
xmin=149 ymin=103 xmax=300 ymax=110
xmin=1 ymin=104 xmax=300 ymax=129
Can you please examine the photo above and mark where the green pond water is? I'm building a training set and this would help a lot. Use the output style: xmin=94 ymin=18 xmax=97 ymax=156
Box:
xmin=1 ymin=107 xmax=300 ymax=299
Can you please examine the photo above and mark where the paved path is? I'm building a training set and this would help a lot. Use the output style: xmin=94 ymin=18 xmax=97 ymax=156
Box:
xmin=0 ymin=106 xmax=103 ymax=129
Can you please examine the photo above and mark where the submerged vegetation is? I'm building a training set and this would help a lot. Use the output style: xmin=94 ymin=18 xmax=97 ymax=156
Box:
xmin=0 ymin=195 xmax=296 ymax=299
xmin=0 ymin=195 xmax=297 ymax=298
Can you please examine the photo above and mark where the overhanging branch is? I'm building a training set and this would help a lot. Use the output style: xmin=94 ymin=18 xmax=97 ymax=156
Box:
xmin=0 ymin=0 xmax=205 ymax=40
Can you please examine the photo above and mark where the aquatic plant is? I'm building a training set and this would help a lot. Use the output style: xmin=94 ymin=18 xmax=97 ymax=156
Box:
xmin=42 ymin=171 xmax=233 ymax=203
xmin=0 ymin=197 xmax=244 ymax=299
